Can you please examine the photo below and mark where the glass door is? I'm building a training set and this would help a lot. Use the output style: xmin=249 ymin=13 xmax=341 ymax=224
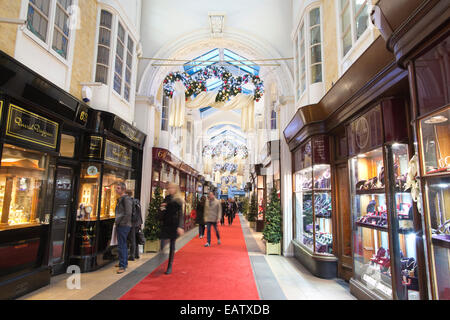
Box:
xmin=50 ymin=166 xmax=74 ymax=275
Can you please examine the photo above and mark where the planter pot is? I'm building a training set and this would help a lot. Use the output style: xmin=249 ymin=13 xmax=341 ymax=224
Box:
xmin=249 ymin=221 xmax=256 ymax=229
xmin=266 ymin=242 xmax=281 ymax=255
xmin=145 ymin=239 xmax=160 ymax=253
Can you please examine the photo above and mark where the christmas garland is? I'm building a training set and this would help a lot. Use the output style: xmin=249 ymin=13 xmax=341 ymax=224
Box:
xmin=162 ymin=66 xmax=264 ymax=102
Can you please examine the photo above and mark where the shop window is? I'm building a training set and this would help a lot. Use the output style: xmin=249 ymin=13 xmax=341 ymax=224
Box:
xmin=309 ymin=7 xmax=322 ymax=84
xmin=77 ymin=163 xmax=100 ymax=221
xmin=0 ymin=144 xmax=52 ymax=230
xmin=95 ymin=10 xmax=113 ymax=84
xmin=100 ymin=165 xmax=136 ymax=220
xmin=60 ymin=134 xmax=75 ymax=158
xmin=26 ymin=0 xmax=74 ymax=59
xmin=338 ymin=0 xmax=370 ymax=57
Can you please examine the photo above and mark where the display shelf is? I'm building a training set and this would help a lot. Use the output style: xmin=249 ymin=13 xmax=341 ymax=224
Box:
xmin=355 ymin=221 xmax=388 ymax=232
xmin=432 ymin=235 xmax=450 ymax=249
xmin=355 ymin=189 xmax=386 ymax=195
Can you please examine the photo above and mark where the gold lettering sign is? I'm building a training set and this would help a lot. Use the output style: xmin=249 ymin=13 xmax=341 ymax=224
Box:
xmin=104 ymin=140 xmax=132 ymax=167
xmin=6 ymin=104 xmax=58 ymax=149
xmin=88 ymin=136 xmax=103 ymax=158
xmin=0 ymin=101 xmax=3 ymax=123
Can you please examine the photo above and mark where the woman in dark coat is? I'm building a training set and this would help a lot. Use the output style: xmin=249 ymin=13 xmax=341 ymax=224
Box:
xmin=195 ymin=196 xmax=206 ymax=239
xmin=160 ymin=183 xmax=184 ymax=274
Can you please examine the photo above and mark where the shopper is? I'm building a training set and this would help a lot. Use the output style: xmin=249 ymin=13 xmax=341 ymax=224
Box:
xmin=114 ymin=182 xmax=133 ymax=274
xmin=220 ymin=199 xmax=227 ymax=226
xmin=204 ymin=191 xmax=222 ymax=247
xmin=159 ymin=182 xmax=185 ymax=275
xmin=227 ymin=199 xmax=233 ymax=226
xmin=196 ymin=196 xmax=206 ymax=239
xmin=232 ymin=198 xmax=238 ymax=221
xmin=126 ymin=190 xmax=143 ymax=261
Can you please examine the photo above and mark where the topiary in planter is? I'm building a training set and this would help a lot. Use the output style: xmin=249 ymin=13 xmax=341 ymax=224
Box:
xmin=262 ymin=188 xmax=282 ymax=244
xmin=247 ymin=193 xmax=258 ymax=222
xmin=143 ymin=186 xmax=163 ymax=241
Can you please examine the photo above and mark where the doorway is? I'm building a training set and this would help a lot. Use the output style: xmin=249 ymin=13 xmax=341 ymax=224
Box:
xmin=50 ymin=166 xmax=75 ymax=275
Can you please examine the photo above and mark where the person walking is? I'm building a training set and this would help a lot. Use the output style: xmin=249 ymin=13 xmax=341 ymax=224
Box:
xmin=204 ymin=191 xmax=222 ymax=247
xmin=114 ymin=182 xmax=133 ymax=274
xmin=220 ymin=199 xmax=227 ymax=226
xmin=126 ymin=190 xmax=143 ymax=261
xmin=227 ymin=199 xmax=234 ymax=226
xmin=196 ymin=196 xmax=206 ymax=239
xmin=159 ymin=183 xmax=185 ymax=275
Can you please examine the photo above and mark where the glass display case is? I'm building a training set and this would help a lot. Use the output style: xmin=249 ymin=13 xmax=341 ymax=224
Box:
xmin=418 ymin=106 xmax=450 ymax=300
xmin=0 ymin=144 xmax=52 ymax=230
xmin=294 ymin=164 xmax=332 ymax=255
xmin=293 ymin=136 xmax=334 ymax=254
xmin=350 ymin=143 xmax=419 ymax=300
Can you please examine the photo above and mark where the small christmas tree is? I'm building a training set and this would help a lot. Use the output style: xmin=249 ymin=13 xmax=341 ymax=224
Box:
xmin=143 ymin=186 xmax=163 ymax=241
xmin=242 ymin=197 xmax=250 ymax=218
xmin=262 ymin=188 xmax=282 ymax=244
xmin=247 ymin=193 xmax=258 ymax=222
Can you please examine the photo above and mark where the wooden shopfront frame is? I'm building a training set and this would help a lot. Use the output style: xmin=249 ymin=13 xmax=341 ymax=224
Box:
xmin=151 ymin=148 xmax=199 ymax=231
xmin=69 ymin=110 xmax=145 ymax=273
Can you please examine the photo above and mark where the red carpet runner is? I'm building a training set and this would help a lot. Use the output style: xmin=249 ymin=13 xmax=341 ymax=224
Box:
xmin=120 ymin=215 xmax=260 ymax=300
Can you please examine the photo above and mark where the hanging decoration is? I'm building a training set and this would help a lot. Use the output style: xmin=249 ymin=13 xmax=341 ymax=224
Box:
xmin=163 ymin=65 xmax=264 ymax=102
xmin=213 ymin=163 xmax=238 ymax=174
xmin=203 ymin=140 xmax=248 ymax=160
xmin=221 ymin=175 xmax=238 ymax=185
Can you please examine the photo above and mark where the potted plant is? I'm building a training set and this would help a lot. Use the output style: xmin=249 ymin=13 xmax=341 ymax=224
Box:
xmin=247 ymin=193 xmax=258 ymax=229
xmin=242 ymin=197 xmax=249 ymax=219
xmin=262 ymin=188 xmax=282 ymax=255
xmin=143 ymin=186 xmax=163 ymax=252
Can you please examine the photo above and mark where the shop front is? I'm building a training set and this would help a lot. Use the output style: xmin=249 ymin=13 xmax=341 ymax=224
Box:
xmin=390 ymin=14 xmax=449 ymax=300
xmin=69 ymin=111 xmax=146 ymax=273
xmin=151 ymin=148 xmax=199 ymax=231
xmin=0 ymin=50 xmax=91 ymax=298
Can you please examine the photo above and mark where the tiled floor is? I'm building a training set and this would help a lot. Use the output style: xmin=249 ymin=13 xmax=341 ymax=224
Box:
xmin=20 ymin=215 xmax=355 ymax=300
xmin=241 ymin=216 xmax=355 ymax=300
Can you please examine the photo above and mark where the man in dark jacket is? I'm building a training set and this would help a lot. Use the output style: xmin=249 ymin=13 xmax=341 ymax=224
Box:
xmin=126 ymin=191 xmax=143 ymax=261
xmin=115 ymin=182 xmax=133 ymax=274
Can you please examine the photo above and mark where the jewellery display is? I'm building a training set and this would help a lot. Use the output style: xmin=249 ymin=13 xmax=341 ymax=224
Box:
xmin=0 ymin=145 xmax=48 ymax=230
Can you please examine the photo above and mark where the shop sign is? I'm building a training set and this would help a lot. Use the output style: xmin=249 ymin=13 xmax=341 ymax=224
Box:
xmin=87 ymin=136 xmax=103 ymax=158
xmin=6 ymin=104 xmax=58 ymax=150
xmin=313 ymin=136 xmax=330 ymax=164
xmin=104 ymin=140 xmax=132 ymax=167
xmin=113 ymin=117 xmax=145 ymax=144
xmin=348 ymin=105 xmax=383 ymax=156
xmin=76 ymin=104 xmax=89 ymax=126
